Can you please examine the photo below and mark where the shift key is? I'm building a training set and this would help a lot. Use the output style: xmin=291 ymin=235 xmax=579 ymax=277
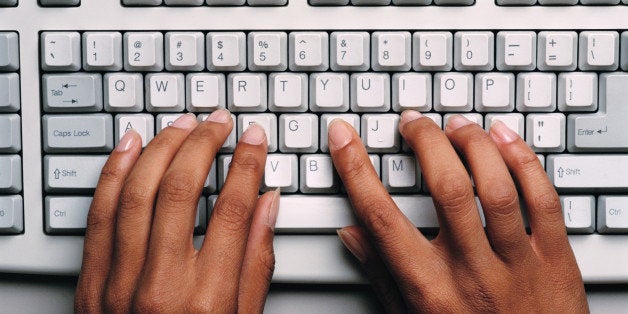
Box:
xmin=44 ymin=156 xmax=108 ymax=192
xmin=43 ymin=114 xmax=114 ymax=153
xmin=547 ymin=154 xmax=628 ymax=191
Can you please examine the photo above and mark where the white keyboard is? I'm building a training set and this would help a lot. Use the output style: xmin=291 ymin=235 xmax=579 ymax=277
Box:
xmin=2 ymin=1 xmax=628 ymax=311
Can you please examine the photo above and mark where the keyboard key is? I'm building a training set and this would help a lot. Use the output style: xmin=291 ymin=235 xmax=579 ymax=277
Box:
xmin=496 ymin=31 xmax=536 ymax=71
xmin=228 ymin=73 xmax=267 ymax=112
xmin=248 ymin=32 xmax=288 ymax=71
xmin=42 ymin=73 xmax=103 ymax=112
xmin=247 ymin=0 xmax=288 ymax=5
xmin=474 ymin=72 xmax=515 ymax=112
xmin=156 ymin=113 xmax=185 ymax=131
xmin=289 ymin=32 xmax=329 ymax=71
xmin=309 ymin=0 xmax=350 ymax=4
xmin=621 ymin=31 xmax=628 ymax=71
xmin=525 ymin=113 xmax=566 ymax=152
xmin=43 ymin=155 xmax=108 ymax=192
xmin=206 ymin=32 xmax=246 ymax=72
xmin=0 ymin=32 xmax=19 ymax=71
xmin=82 ymin=32 xmax=123 ymax=71
xmin=0 ymin=73 xmax=19 ymax=112
xmin=538 ymin=0 xmax=577 ymax=4
xmin=0 ymin=155 xmax=21 ymax=193
xmin=443 ymin=113 xmax=483 ymax=128
xmin=393 ymin=0 xmax=431 ymax=4
xmin=538 ymin=31 xmax=578 ymax=71
xmin=434 ymin=0 xmax=474 ymax=4
xmin=44 ymin=196 xmax=91 ymax=234
xmin=206 ymin=0 xmax=244 ymax=4
xmin=39 ymin=0 xmax=80 ymax=5
xmin=164 ymin=0 xmax=204 ymax=5
xmin=104 ymin=73 xmax=144 ymax=112
xmin=310 ymin=73 xmax=350 ymax=112
xmin=0 ymin=195 xmax=22 ymax=234
xmin=42 ymin=114 xmax=114 ymax=153
xmin=0 ymin=114 xmax=20 ymax=153
xmin=557 ymin=72 xmax=597 ymax=112
xmin=496 ymin=0 xmax=536 ymax=3
xmin=204 ymin=163 xmax=217 ymax=194
xmin=165 ymin=32 xmax=204 ymax=71
xmin=485 ymin=113 xmax=524 ymax=138
xmin=561 ymin=196 xmax=595 ymax=234
xmin=320 ymin=113 xmax=360 ymax=152
xmin=41 ymin=32 xmax=81 ymax=71
xmin=122 ymin=0 xmax=162 ymax=5
xmin=217 ymin=155 xmax=232 ymax=190
xmin=433 ymin=72 xmax=473 ymax=112
xmin=350 ymin=73 xmax=391 ymax=112
xmin=516 ymin=72 xmax=556 ymax=112
xmin=412 ymin=32 xmax=453 ymax=71
xmin=279 ymin=114 xmax=319 ymax=153
xmin=238 ymin=113 xmax=278 ymax=152
xmin=371 ymin=32 xmax=411 ymax=71
xmin=330 ymin=32 xmax=370 ymax=71
xmin=115 ymin=113 xmax=155 ymax=147
xmin=547 ymin=155 xmax=628 ymax=191
xmin=382 ymin=155 xmax=420 ymax=193
xmin=262 ymin=154 xmax=298 ymax=192
xmin=578 ymin=31 xmax=619 ymax=71
xmin=269 ymin=73 xmax=308 ymax=112
xmin=352 ymin=0 xmax=391 ymax=4
xmin=186 ymin=73 xmax=226 ymax=112
xmin=454 ymin=31 xmax=494 ymax=71
xmin=124 ymin=32 xmax=164 ymax=71
xmin=361 ymin=114 xmax=400 ymax=153
xmin=392 ymin=73 xmax=432 ymax=112
xmin=300 ymin=155 xmax=338 ymax=193
xmin=0 ymin=0 xmax=18 ymax=6
xmin=145 ymin=73 xmax=185 ymax=112
xmin=199 ymin=113 xmax=236 ymax=152
xmin=597 ymin=196 xmax=628 ymax=234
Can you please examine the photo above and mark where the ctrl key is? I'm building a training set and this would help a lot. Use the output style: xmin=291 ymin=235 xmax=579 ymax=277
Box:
xmin=45 ymin=196 xmax=91 ymax=234
xmin=597 ymin=196 xmax=628 ymax=234
xmin=0 ymin=195 xmax=23 ymax=234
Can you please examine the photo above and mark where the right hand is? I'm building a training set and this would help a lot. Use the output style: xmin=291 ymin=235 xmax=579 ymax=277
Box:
xmin=328 ymin=111 xmax=589 ymax=313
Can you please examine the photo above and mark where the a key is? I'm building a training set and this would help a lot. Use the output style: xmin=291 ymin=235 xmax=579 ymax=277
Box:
xmin=567 ymin=73 xmax=628 ymax=152
xmin=372 ymin=32 xmax=411 ymax=71
xmin=538 ymin=31 xmax=578 ymax=71
xmin=0 ymin=155 xmax=21 ymax=193
xmin=0 ymin=195 xmax=22 ymax=234
xmin=115 ymin=114 xmax=155 ymax=147
xmin=0 ymin=114 xmax=20 ymax=153
xmin=186 ymin=73 xmax=226 ymax=112
xmin=454 ymin=31 xmax=494 ymax=71
xmin=496 ymin=31 xmax=536 ymax=71
xmin=206 ymin=32 xmax=246 ymax=72
xmin=0 ymin=32 xmax=19 ymax=71
xmin=525 ymin=113 xmax=566 ymax=152
xmin=42 ymin=73 xmax=103 ymax=112
xmin=320 ymin=114 xmax=360 ymax=152
xmin=413 ymin=32 xmax=453 ymax=71
xmin=475 ymin=73 xmax=515 ymax=112
xmin=238 ymin=113 xmax=278 ymax=152
xmin=248 ymin=32 xmax=288 ymax=71
xmin=41 ymin=32 xmax=81 ymax=71
xmin=485 ymin=113 xmax=525 ymax=138
xmin=330 ymin=32 xmax=370 ymax=71
xmin=44 ymin=155 xmax=108 ymax=192
xmin=279 ymin=114 xmax=319 ymax=153
xmin=557 ymin=72 xmax=597 ymax=112
xmin=0 ymin=73 xmax=20 ymax=112
xmin=104 ymin=73 xmax=144 ymax=112
xmin=156 ymin=113 xmax=185 ymax=131
xmin=42 ymin=114 xmax=114 ymax=153
xmin=561 ymin=196 xmax=595 ymax=234
xmin=198 ymin=113 xmax=237 ymax=152
xmin=300 ymin=155 xmax=339 ymax=194
xmin=392 ymin=73 xmax=432 ymax=112
xmin=269 ymin=73 xmax=308 ymax=112
xmin=547 ymin=155 xmax=628 ymax=191
xmin=289 ymin=32 xmax=329 ymax=71
xmin=350 ymin=73 xmax=391 ymax=112
xmin=361 ymin=114 xmax=400 ymax=153
xmin=382 ymin=154 xmax=421 ymax=193
xmin=145 ymin=73 xmax=185 ymax=112
xmin=262 ymin=154 xmax=298 ymax=192
xmin=165 ymin=32 xmax=205 ymax=71
xmin=310 ymin=73 xmax=350 ymax=112
xmin=82 ymin=32 xmax=123 ymax=71
xmin=516 ymin=73 xmax=556 ymax=112
xmin=124 ymin=32 xmax=164 ymax=71
xmin=597 ymin=196 xmax=628 ymax=234
xmin=433 ymin=72 xmax=473 ymax=112
xmin=228 ymin=73 xmax=267 ymax=112
xmin=578 ymin=31 xmax=619 ymax=71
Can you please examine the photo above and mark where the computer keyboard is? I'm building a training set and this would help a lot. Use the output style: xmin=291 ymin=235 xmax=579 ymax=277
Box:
xmin=2 ymin=1 xmax=628 ymax=311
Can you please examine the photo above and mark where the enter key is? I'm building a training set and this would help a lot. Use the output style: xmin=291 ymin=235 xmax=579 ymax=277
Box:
xmin=547 ymin=154 xmax=628 ymax=192
xmin=568 ymin=72 xmax=628 ymax=152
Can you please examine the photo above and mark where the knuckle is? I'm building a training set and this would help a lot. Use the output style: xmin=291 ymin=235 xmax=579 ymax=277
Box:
xmin=514 ymin=149 xmax=543 ymax=174
xmin=533 ymin=191 xmax=562 ymax=217
xmin=146 ymin=130 xmax=178 ymax=150
xmin=432 ymin=173 xmax=475 ymax=212
xmin=117 ymin=180 xmax=152 ymax=215
xmin=256 ymin=246 xmax=276 ymax=279
xmin=230 ymin=151 xmax=263 ymax=174
xmin=98 ymin=162 xmax=127 ymax=185
xmin=187 ymin=122 xmax=222 ymax=143
xmin=337 ymin=152 xmax=371 ymax=183
xmin=361 ymin=200 xmax=399 ymax=238
xmin=132 ymin=291 xmax=169 ymax=313
xmin=213 ymin=197 xmax=253 ymax=232
xmin=479 ymin=182 xmax=519 ymax=214
xmin=185 ymin=299 xmax=214 ymax=313
xmin=103 ymin=285 xmax=132 ymax=313
xmin=85 ymin=203 xmax=115 ymax=231
xmin=159 ymin=172 xmax=200 ymax=207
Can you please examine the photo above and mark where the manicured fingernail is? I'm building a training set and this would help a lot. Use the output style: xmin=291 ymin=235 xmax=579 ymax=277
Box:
xmin=171 ymin=113 xmax=197 ymax=129
xmin=328 ymin=119 xmax=353 ymax=151
xmin=206 ymin=109 xmax=231 ymax=124
xmin=267 ymin=188 xmax=280 ymax=230
xmin=446 ymin=115 xmax=473 ymax=132
xmin=337 ymin=229 xmax=368 ymax=264
xmin=116 ymin=130 xmax=138 ymax=152
xmin=490 ymin=120 xmax=520 ymax=144
xmin=240 ymin=124 xmax=266 ymax=145
xmin=399 ymin=110 xmax=423 ymax=129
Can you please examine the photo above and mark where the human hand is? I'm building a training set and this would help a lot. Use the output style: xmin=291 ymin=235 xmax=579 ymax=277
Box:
xmin=328 ymin=111 xmax=588 ymax=313
xmin=75 ymin=110 xmax=279 ymax=313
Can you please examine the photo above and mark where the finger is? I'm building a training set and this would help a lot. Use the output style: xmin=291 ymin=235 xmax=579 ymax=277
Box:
xmin=103 ymin=114 xmax=198 ymax=312
xmin=399 ymin=111 xmax=488 ymax=254
xmin=198 ymin=124 xmax=268 ymax=307
xmin=445 ymin=115 xmax=531 ymax=261
xmin=75 ymin=131 xmax=142 ymax=312
xmin=328 ymin=120 xmax=432 ymax=283
xmin=146 ymin=110 xmax=232 ymax=262
xmin=237 ymin=189 xmax=280 ymax=314
xmin=337 ymin=226 xmax=407 ymax=313
xmin=489 ymin=121 xmax=570 ymax=255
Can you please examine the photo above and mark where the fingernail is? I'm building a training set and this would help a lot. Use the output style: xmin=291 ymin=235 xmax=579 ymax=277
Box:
xmin=240 ymin=124 xmax=266 ymax=145
xmin=490 ymin=120 xmax=520 ymax=144
xmin=328 ymin=119 xmax=353 ymax=151
xmin=399 ymin=110 xmax=423 ymax=129
xmin=267 ymin=188 xmax=280 ymax=230
xmin=206 ymin=109 xmax=231 ymax=124
xmin=446 ymin=115 xmax=473 ymax=132
xmin=116 ymin=130 xmax=138 ymax=152
xmin=337 ymin=229 xmax=368 ymax=264
xmin=171 ymin=113 xmax=197 ymax=129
